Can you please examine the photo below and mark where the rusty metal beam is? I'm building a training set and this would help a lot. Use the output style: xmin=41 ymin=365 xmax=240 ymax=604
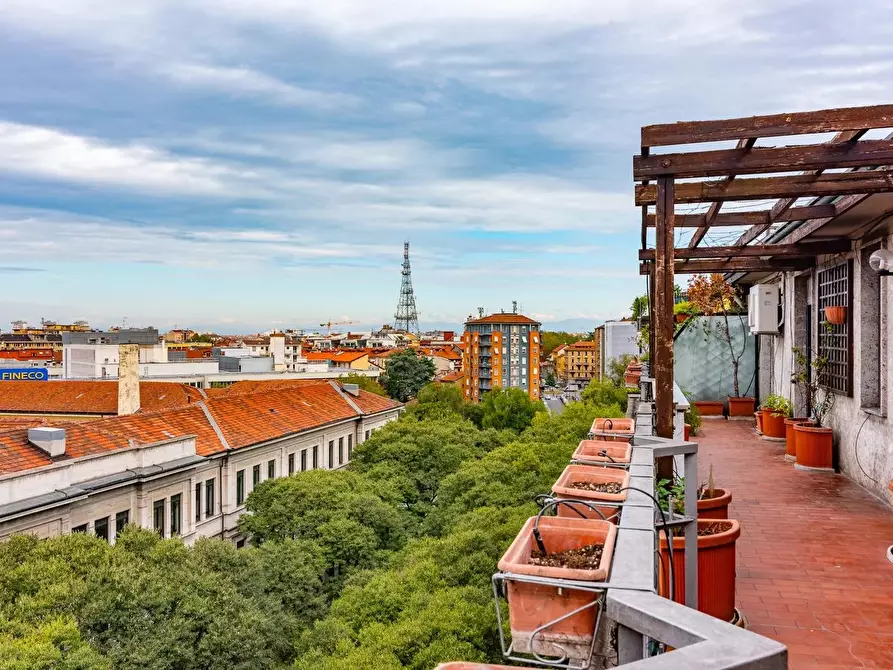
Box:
xmin=635 ymin=169 xmax=893 ymax=206
xmin=641 ymin=104 xmax=893 ymax=147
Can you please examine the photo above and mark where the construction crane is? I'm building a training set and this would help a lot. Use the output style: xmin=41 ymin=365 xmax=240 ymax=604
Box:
xmin=320 ymin=320 xmax=359 ymax=334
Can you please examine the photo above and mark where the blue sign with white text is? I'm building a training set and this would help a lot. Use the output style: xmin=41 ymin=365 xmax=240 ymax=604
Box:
xmin=0 ymin=368 xmax=49 ymax=381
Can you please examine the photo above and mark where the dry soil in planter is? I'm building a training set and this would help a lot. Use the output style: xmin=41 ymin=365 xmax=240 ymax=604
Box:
xmin=698 ymin=521 xmax=733 ymax=537
xmin=530 ymin=543 xmax=604 ymax=570
xmin=569 ymin=481 xmax=624 ymax=494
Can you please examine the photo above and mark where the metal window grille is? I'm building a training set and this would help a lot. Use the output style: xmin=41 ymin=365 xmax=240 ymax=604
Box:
xmin=817 ymin=261 xmax=852 ymax=395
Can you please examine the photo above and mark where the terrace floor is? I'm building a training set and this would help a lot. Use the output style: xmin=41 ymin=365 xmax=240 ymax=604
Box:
xmin=695 ymin=419 xmax=893 ymax=669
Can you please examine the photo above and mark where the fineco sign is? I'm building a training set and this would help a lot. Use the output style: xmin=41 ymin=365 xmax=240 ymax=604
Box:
xmin=0 ymin=368 xmax=49 ymax=381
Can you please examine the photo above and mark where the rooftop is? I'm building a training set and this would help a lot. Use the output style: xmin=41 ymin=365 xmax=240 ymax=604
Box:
xmin=0 ymin=381 xmax=205 ymax=416
xmin=464 ymin=313 xmax=541 ymax=326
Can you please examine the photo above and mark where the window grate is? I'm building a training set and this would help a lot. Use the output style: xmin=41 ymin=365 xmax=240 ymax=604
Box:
xmin=816 ymin=261 xmax=851 ymax=396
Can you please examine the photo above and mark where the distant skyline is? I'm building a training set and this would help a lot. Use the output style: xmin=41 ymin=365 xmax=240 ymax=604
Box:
xmin=1 ymin=1 xmax=892 ymax=329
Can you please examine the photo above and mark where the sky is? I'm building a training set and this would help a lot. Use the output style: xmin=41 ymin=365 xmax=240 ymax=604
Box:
xmin=1 ymin=1 xmax=892 ymax=333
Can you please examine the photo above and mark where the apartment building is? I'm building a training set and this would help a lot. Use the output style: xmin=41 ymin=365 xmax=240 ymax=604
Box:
xmin=0 ymin=380 xmax=402 ymax=545
xmin=563 ymin=340 xmax=600 ymax=385
xmin=461 ymin=310 xmax=541 ymax=402
xmin=594 ymin=320 xmax=639 ymax=379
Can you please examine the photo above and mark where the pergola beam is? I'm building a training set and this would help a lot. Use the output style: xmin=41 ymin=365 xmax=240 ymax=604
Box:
xmin=639 ymin=258 xmax=814 ymax=275
xmin=638 ymin=240 xmax=850 ymax=261
xmin=645 ymin=204 xmax=836 ymax=228
xmin=641 ymin=104 xmax=893 ymax=147
xmin=635 ymin=169 xmax=893 ymax=205
xmin=634 ymin=139 xmax=893 ymax=179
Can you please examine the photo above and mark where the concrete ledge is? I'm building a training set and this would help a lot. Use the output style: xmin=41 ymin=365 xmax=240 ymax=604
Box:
xmin=794 ymin=463 xmax=836 ymax=474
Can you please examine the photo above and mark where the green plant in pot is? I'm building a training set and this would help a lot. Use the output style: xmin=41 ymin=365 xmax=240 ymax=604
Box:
xmin=790 ymin=341 xmax=836 ymax=471
xmin=760 ymin=393 xmax=791 ymax=439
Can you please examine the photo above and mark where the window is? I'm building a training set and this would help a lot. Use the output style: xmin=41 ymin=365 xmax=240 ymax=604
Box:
xmin=301 ymin=449 xmax=307 ymax=471
xmin=268 ymin=459 xmax=275 ymax=479
xmin=115 ymin=510 xmax=129 ymax=536
xmin=312 ymin=445 xmax=318 ymax=469
xmin=348 ymin=434 xmax=353 ymax=459
xmin=288 ymin=453 xmax=295 ymax=475
xmin=205 ymin=478 xmax=215 ymax=518
xmin=236 ymin=470 xmax=245 ymax=505
xmin=153 ymin=499 xmax=165 ymax=536
xmin=365 ymin=430 xmax=370 ymax=441
xmin=195 ymin=483 xmax=202 ymax=522
xmin=328 ymin=440 xmax=334 ymax=468
xmin=236 ymin=539 xmax=246 ymax=549
xmin=817 ymin=262 xmax=852 ymax=395
xmin=338 ymin=437 xmax=344 ymax=465
xmin=170 ymin=494 xmax=182 ymax=536
xmin=72 ymin=524 xmax=87 ymax=534
xmin=94 ymin=517 xmax=109 ymax=542
xmin=253 ymin=464 xmax=261 ymax=487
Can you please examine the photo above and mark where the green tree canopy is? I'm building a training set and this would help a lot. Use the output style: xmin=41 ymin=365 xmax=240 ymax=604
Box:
xmin=338 ymin=373 xmax=387 ymax=397
xmin=541 ymin=331 xmax=592 ymax=357
xmin=479 ymin=388 xmax=545 ymax=433
xmin=381 ymin=350 xmax=436 ymax=402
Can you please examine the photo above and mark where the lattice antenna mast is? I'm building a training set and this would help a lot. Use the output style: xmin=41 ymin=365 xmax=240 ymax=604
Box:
xmin=393 ymin=242 xmax=420 ymax=334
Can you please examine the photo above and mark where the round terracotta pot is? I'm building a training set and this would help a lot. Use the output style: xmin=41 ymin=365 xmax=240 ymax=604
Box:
xmin=697 ymin=488 xmax=732 ymax=519
xmin=794 ymin=423 xmax=834 ymax=470
xmin=824 ymin=305 xmax=846 ymax=325
xmin=761 ymin=409 xmax=787 ymax=439
xmin=754 ymin=411 xmax=763 ymax=434
xmin=659 ymin=519 xmax=740 ymax=622
xmin=727 ymin=396 xmax=755 ymax=417
xmin=684 ymin=423 xmax=691 ymax=441
xmin=498 ymin=516 xmax=617 ymax=660
xmin=784 ymin=418 xmax=810 ymax=459
xmin=693 ymin=400 xmax=724 ymax=416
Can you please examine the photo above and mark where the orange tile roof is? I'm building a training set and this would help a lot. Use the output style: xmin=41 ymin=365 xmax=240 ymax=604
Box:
xmin=464 ymin=313 xmax=541 ymax=326
xmin=0 ymin=383 xmax=403 ymax=473
xmin=305 ymin=351 xmax=368 ymax=363
xmin=567 ymin=341 xmax=598 ymax=350
xmin=439 ymin=371 xmax=464 ymax=383
xmin=0 ymin=381 xmax=205 ymax=415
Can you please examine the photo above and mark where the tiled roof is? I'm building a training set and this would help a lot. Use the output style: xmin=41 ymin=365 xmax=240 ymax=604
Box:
xmin=0 ymin=383 xmax=402 ymax=474
xmin=305 ymin=351 xmax=368 ymax=363
xmin=439 ymin=371 xmax=464 ymax=383
xmin=567 ymin=341 xmax=598 ymax=350
xmin=0 ymin=381 xmax=205 ymax=415
xmin=464 ymin=313 xmax=541 ymax=326
xmin=212 ymin=379 xmax=329 ymax=396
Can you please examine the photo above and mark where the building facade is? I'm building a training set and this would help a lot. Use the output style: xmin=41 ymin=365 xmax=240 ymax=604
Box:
xmin=461 ymin=311 xmax=541 ymax=402
xmin=563 ymin=340 xmax=600 ymax=385
xmin=595 ymin=320 xmax=639 ymax=380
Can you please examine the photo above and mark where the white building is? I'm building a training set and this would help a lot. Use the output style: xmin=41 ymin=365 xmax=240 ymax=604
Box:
xmin=595 ymin=320 xmax=639 ymax=379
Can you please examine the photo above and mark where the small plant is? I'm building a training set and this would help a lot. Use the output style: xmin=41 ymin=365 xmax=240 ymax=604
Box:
xmin=762 ymin=394 xmax=792 ymax=417
xmin=791 ymin=340 xmax=836 ymax=427
xmin=657 ymin=477 xmax=686 ymax=515
xmin=682 ymin=388 xmax=701 ymax=436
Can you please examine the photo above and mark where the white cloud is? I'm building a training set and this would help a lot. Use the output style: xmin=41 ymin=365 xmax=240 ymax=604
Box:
xmin=158 ymin=63 xmax=359 ymax=109
xmin=0 ymin=121 xmax=265 ymax=197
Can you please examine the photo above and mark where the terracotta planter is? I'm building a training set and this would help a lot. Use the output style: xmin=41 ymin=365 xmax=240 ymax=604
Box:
xmin=697 ymin=488 xmax=732 ymax=519
xmin=659 ymin=519 xmax=740 ymax=622
xmin=675 ymin=313 xmax=688 ymax=324
xmin=572 ymin=440 xmax=631 ymax=465
xmin=784 ymin=418 xmax=810 ymax=460
xmin=794 ymin=423 xmax=834 ymax=471
xmin=754 ymin=411 xmax=763 ymax=434
xmin=824 ymin=305 xmax=847 ymax=325
xmin=436 ymin=664 xmax=528 ymax=670
xmin=552 ymin=464 xmax=629 ymax=522
xmin=760 ymin=409 xmax=787 ymax=439
xmin=589 ymin=417 xmax=635 ymax=442
xmin=684 ymin=423 xmax=691 ymax=441
xmin=727 ymin=396 xmax=755 ymax=417
xmin=498 ymin=516 xmax=617 ymax=659
xmin=693 ymin=400 xmax=724 ymax=416
xmin=624 ymin=371 xmax=642 ymax=387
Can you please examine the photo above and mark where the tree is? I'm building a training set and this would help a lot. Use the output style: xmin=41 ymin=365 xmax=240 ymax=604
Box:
xmin=380 ymin=349 xmax=436 ymax=402
xmin=541 ymin=331 xmax=591 ymax=357
xmin=630 ymin=295 xmax=649 ymax=320
xmin=480 ymin=388 xmax=545 ymax=433
xmin=605 ymin=353 xmax=636 ymax=387
xmin=339 ymin=373 xmax=387 ymax=397
xmin=582 ymin=378 xmax=629 ymax=411
xmin=544 ymin=370 xmax=556 ymax=387
xmin=188 ymin=333 xmax=214 ymax=343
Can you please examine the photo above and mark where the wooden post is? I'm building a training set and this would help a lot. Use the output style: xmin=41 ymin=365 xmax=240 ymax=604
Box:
xmin=654 ymin=176 xmax=675 ymax=481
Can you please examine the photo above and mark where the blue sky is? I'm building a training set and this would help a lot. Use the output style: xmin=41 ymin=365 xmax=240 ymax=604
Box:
xmin=1 ymin=1 xmax=892 ymax=333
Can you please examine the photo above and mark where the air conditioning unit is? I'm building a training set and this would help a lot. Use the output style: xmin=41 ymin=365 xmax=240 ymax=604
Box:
xmin=748 ymin=284 xmax=780 ymax=334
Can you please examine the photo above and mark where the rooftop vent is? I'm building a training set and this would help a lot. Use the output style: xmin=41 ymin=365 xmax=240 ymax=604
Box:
xmin=342 ymin=383 xmax=360 ymax=397
xmin=28 ymin=427 xmax=66 ymax=457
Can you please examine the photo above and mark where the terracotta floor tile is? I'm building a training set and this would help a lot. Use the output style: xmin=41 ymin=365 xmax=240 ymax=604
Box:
xmin=695 ymin=420 xmax=893 ymax=670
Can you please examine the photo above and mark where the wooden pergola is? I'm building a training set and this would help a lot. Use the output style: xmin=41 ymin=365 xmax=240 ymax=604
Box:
xmin=633 ymin=104 xmax=893 ymax=444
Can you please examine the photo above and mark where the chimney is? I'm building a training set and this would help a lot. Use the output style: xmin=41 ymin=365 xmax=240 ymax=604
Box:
xmin=342 ymin=383 xmax=360 ymax=397
xmin=28 ymin=427 xmax=66 ymax=457
xmin=270 ymin=332 xmax=286 ymax=372
xmin=118 ymin=343 xmax=140 ymax=416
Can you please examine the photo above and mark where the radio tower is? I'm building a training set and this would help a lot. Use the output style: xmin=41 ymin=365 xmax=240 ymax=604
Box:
xmin=393 ymin=242 xmax=420 ymax=334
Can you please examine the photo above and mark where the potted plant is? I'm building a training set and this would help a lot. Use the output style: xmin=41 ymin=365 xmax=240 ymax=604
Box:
xmin=658 ymin=467 xmax=731 ymax=520
xmin=790 ymin=344 xmax=836 ymax=471
xmin=824 ymin=305 xmax=847 ymax=325
xmin=687 ymin=274 xmax=754 ymax=417
xmin=498 ymin=515 xmax=617 ymax=659
xmin=572 ymin=440 xmax=631 ymax=465
xmin=674 ymin=300 xmax=694 ymax=324
xmin=783 ymin=416 xmax=811 ymax=461
xmin=683 ymin=392 xmax=701 ymax=441
xmin=760 ymin=394 xmax=791 ymax=440
xmin=552 ymin=464 xmax=630 ymax=522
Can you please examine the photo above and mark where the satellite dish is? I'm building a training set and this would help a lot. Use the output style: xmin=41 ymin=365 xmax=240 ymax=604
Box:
xmin=868 ymin=249 xmax=893 ymax=275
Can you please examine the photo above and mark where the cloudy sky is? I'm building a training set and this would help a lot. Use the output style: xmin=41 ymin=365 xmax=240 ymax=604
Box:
xmin=1 ymin=1 xmax=891 ymax=332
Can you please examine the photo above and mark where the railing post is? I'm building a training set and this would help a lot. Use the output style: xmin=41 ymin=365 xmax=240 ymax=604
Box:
xmin=683 ymin=449 xmax=699 ymax=609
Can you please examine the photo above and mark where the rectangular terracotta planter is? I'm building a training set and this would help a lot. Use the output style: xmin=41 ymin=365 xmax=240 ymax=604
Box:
xmin=727 ymin=396 xmax=755 ymax=417
xmin=589 ymin=417 xmax=635 ymax=441
xmin=572 ymin=440 xmax=631 ymax=465
xmin=498 ymin=516 xmax=617 ymax=660
xmin=551 ymin=464 xmax=629 ymax=522
xmin=693 ymin=400 xmax=724 ymax=416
